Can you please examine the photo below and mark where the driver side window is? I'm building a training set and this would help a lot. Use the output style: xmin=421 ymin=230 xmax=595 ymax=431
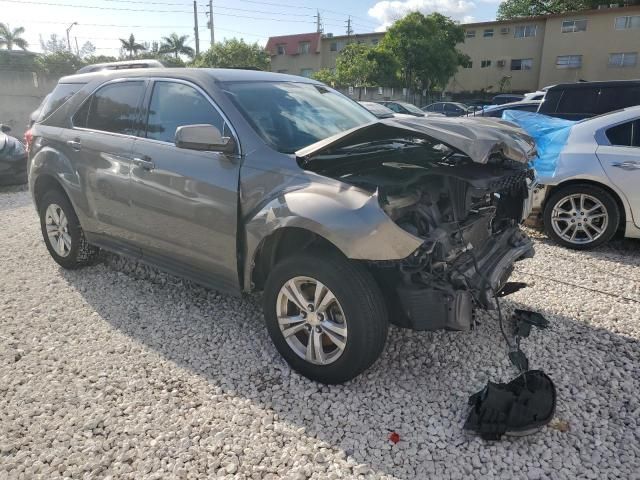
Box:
xmin=146 ymin=81 xmax=226 ymax=144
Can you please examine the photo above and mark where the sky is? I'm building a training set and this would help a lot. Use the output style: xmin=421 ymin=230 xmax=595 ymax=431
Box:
xmin=1 ymin=0 xmax=502 ymax=57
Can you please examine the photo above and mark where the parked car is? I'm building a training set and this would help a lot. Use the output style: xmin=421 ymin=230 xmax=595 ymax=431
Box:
xmin=538 ymin=80 xmax=640 ymax=120
xmin=0 ymin=124 xmax=27 ymax=185
xmin=422 ymin=102 xmax=471 ymax=117
xmin=359 ymin=101 xmax=443 ymax=119
xmin=472 ymin=101 xmax=542 ymax=118
xmin=492 ymin=94 xmax=525 ymax=105
xmin=376 ymin=100 xmax=426 ymax=117
xmin=528 ymin=106 xmax=640 ymax=248
xmin=29 ymin=69 xmax=537 ymax=384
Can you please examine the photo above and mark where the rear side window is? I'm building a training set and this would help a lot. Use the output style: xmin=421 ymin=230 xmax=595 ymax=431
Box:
xmin=145 ymin=81 xmax=225 ymax=143
xmin=539 ymin=89 xmax=562 ymax=113
xmin=606 ymin=120 xmax=640 ymax=147
xmin=557 ymin=88 xmax=599 ymax=115
xmin=73 ymin=81 xmax=145 ymax=135
xmin=597 ymin=86 xmax=640 ymax=113
xmin=37 ymin=83 xmax=85 ymax=122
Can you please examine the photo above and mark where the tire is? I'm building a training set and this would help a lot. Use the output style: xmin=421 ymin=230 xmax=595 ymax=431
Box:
xmin=263 ymin=250 xmax=388 ymax=384
xmin=543 ymin=184 xmax=619 ymax=250
xmin=39 ymin=189 xmax=99 ymax=269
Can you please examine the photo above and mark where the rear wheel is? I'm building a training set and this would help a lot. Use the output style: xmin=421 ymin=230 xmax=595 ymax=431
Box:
xmin=263 ymin=251 xmax=388 ymax=384
xmin=544 ymin=184 xmax=619 ymax=249
xmin=39 ymin=189 xmax=99 ymax=268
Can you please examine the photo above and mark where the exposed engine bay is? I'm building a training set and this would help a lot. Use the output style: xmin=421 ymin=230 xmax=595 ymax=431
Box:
xmin=303 ymin=137 xmax=536 ymax=332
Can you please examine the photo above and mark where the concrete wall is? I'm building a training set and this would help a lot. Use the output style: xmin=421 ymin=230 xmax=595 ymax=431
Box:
xmin=0 ymin=70 xmax=59 ymax=135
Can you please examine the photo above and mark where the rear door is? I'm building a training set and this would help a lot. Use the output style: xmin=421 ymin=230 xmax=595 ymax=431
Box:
xmin=63 ymin=79 xmax=146 ymax=243
xmin=596 ymin=118 xmax=640 ymax=227
xmin=127 ymin=79 xmax=241 ymax=293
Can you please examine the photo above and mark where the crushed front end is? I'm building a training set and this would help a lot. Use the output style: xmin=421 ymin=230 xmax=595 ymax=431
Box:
xmin=298 ymin=118 xmax=538 ymax=332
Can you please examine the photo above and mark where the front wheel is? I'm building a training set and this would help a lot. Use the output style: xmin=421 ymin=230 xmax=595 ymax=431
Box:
xmin=543 ymin=184 xmax=619 ymax=249
xmin=263 ymin=251 xmax=388 ymax=384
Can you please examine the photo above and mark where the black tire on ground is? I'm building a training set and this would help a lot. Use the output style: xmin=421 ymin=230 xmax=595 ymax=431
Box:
xmin=263 ymin=250 xmax=389 ymax=384
xmin=39 ymin=189 xmax=100 ymax=269
xmin=543 ymin=183 xmax=620 ymax=250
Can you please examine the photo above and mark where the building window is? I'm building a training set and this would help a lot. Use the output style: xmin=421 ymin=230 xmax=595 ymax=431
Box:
xmin=561 ymin=19 xmax=587 ymax=33
xmin=300 ymin=68 xmax=313 ymax=77
xmin=511 ymin=58 xmax=533 ymax=70
xmin=465 ymin=30 xmax=476 ymax=38
xmin=463 ymin=60 xmax=473 ymax=68
xmin=514 ymin=25 xmax=536 ymax=38
xmin=299 ymin=41 xmax=311 ymax=54
xmin=615 ymin=15 xmax=640 ymax=30
xmin=609 ymin=52 xmax=638 ymax=67
xmin=483 ymin=29 xmax=494 ymax=37
xmin=276 ymin=44 xmax=286 ymax=55
xmin=330 ymin=42 xmax=337 ymax=52
xmin=481 ymin=59 xmax=492 ymax=68
xmin=556 ymin=55 xmax=582 ymax=69
xmin=371 ymin=38 xmax=379 ymax=45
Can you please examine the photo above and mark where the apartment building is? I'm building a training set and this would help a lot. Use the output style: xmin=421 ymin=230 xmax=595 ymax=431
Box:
xmin=266 ymin=5 xmax=640 ymax=93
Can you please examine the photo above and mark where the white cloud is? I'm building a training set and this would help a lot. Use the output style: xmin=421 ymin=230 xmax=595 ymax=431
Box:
xmin=368 ymin=0 xmax=477 ymax=30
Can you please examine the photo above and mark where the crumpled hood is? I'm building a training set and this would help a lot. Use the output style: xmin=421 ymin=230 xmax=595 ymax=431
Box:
xmin=296 ymin=117 xmax=536 ymax=165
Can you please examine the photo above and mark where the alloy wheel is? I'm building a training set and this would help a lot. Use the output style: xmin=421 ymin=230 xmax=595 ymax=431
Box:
xmin=276 ymin=276 xmax=348 ymax=365
xmin=550 ymin=193 xmax=608 ymax=245
xmin=45 ymin=203 xmax=72 ymax=257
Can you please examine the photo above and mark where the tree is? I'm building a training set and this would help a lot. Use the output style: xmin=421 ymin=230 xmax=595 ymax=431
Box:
xmin=35 ymin=51 xmax=85 ymax=76
xmin=0 ymin=23 xmax=28 ymax=51
xmin=119 ymin=34 xmax=146 ymax=59
xmin=40 ymin=34 xmax=68 ymax=54
xmin=194 ymin=38 xmax=268 ymax=69
xmin=312 ymin=68 xmax=337 ymax=86
xmin=496 ymin=0 xmax=601 ymax=19
xmin=380 ymin=12 xmax=466 ymax=93
xmin=78 ymin=41 xmax=96 ymax=59
xmin=335 ymin=43 xmax=373 ymax=87
xmin=160 ymin=33 xmax=195 ymax=59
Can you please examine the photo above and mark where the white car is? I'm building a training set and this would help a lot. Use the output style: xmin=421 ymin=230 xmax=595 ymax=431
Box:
xmin=531 ymin=106 xmax=640 ymax=249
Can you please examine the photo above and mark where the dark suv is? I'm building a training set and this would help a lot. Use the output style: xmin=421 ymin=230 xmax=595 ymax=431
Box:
xmin=29 ymin=68 xmax=538 ymax=384
xmin=538 ymin=80 xmax=640 ymax=120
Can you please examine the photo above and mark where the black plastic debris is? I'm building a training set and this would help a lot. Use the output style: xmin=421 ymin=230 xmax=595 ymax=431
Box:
xmin=513 ymin=309 xmax=550 ymax=338
xmin=464 ymin=370 xmax=557 ymax=441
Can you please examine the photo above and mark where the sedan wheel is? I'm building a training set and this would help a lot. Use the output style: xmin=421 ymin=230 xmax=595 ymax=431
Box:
xmin=550 ymin=193 xmax=608 ymax=245
xmin=276 ymin=276 xmax=347 ymax=366
xmin=543 ymin=184 xmax=619 ymax=250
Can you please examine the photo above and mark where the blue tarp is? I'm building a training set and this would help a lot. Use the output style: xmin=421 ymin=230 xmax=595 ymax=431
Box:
xmin=500 ymin=110 xmax=576 ymax=178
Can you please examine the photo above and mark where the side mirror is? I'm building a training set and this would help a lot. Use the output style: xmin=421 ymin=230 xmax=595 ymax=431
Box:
xmin=0 ymin=124 xmax=11 ymax=133
xmin=174 ymin=124 xmax=235 ymax=153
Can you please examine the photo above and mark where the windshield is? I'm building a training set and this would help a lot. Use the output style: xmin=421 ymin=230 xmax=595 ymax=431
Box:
xmin=398 ymin=102 xmax=424 ymax=115
xmin=224 ymin=81 xmax=376 ymax=153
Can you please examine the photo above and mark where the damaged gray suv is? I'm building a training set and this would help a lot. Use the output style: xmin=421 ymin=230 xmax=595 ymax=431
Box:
xmin=29 ymin=69 xmax=537 ymax=384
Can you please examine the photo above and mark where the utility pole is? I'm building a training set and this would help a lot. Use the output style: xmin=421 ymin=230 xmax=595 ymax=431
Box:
xmin=208 ymin=0 xmax=215 ymax=47
xmin=345 ymin=16 xmax=353 ymax=39
xmin=193 ymin=0 xmax=200 ymax=57
xmin=314 ymin=10 xmax=323 ymax=33
xmin=66 ymin=22 xmax=77 ymax=53
xmin=74 ymin=37 xmax=79 ymax=56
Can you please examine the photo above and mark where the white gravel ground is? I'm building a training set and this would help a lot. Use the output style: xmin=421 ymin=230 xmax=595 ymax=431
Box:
xmin=1 ymin=187 xmax=639 ymax=479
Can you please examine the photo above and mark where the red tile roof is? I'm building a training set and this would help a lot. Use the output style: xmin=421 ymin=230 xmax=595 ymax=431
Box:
xmin=265 ymin=32 xmax=322 ymax=56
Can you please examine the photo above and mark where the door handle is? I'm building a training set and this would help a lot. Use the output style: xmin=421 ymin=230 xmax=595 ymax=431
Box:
xmin=612 ymin=161 xmax=640 ymax=171
xmin=67 ymin=139 xmax=81 ymax=151
xmin=132 ymin=156 xmax=155 ymax=171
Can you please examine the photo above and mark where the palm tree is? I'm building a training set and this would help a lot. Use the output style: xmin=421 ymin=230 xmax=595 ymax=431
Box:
xmin=0 ymin=23 xmax=29 ymax=51
xmin=160 ymin=33 xmax=194 ymax=59
xmin=119 ymin=34 xmax=146 ymax=59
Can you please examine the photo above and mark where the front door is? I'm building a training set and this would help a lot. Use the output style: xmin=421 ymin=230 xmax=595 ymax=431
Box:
xmin=128 ymin=80 xmax=241 ymax=293
xmin=596 ymin=118 xmax=640 ymax=228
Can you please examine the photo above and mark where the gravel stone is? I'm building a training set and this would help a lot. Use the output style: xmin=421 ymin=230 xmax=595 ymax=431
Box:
xmin=1 ymin=188 xmax=639 ymax=479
